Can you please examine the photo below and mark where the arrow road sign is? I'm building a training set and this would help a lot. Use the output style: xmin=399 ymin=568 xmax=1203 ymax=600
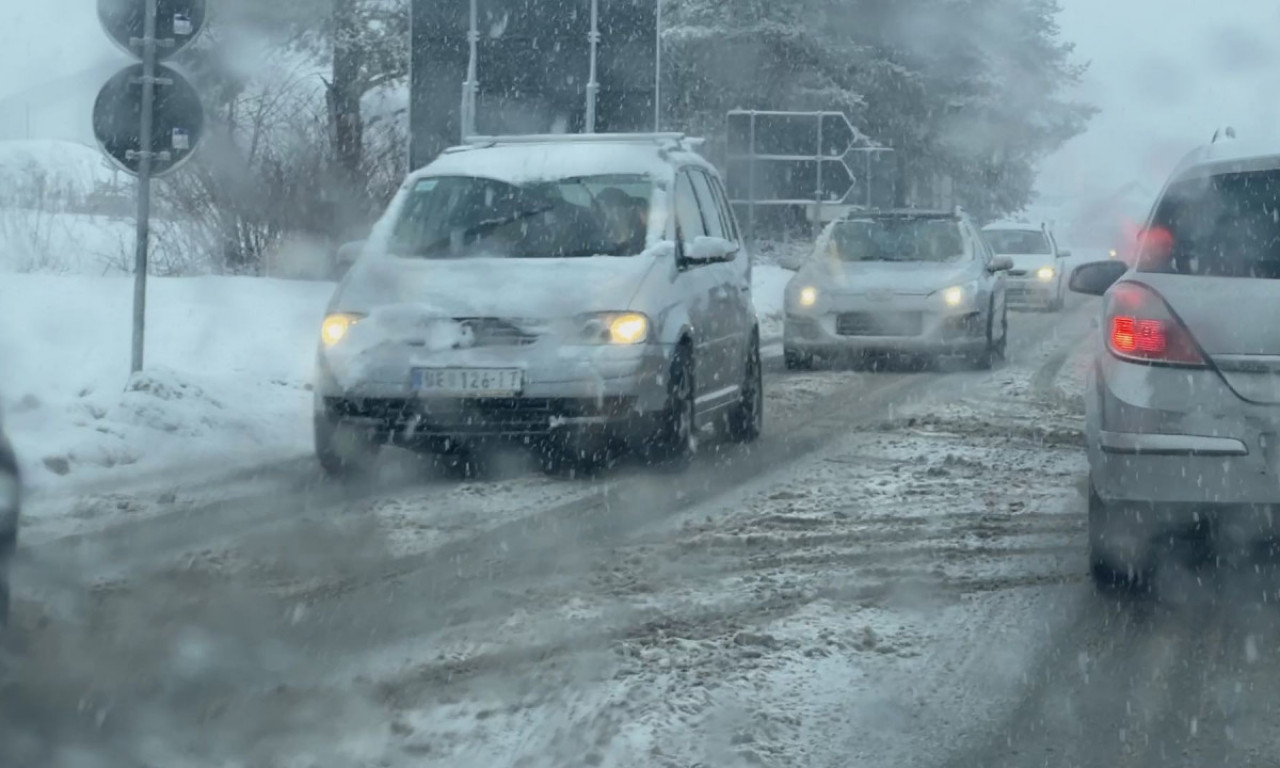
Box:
xmin=93 ymin=62 xmax=204 ymax=177
xmin=98 ymin=0 xmax=206 ymax=60
xmin=725 ymin=157 xmax=854 ymax=203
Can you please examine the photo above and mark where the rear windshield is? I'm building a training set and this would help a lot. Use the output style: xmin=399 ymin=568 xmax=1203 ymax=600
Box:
xmin=828 ymin=218 xmax=968 ymax=263
xmin=984 ymin=229 xmax=1051 ymax=255
xmin=1139 ymin=170 xmax=1280 ymax=278
xmin=388 ymin=174 xmax=653 ymax=259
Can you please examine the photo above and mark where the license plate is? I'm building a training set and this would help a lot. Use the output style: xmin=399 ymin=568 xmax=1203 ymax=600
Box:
xmin=412 ymin=368 xmax=523 ymax=397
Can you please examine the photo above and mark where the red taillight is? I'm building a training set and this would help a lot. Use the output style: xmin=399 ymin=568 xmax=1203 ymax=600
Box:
xmin=1105 ymin=283 xmax=1205 ymax=366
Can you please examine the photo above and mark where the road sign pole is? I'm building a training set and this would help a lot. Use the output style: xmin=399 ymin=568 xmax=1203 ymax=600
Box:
xmin=130 ymin=0 xmax=158 ymax=375
xmin=813 ymin=116 xmax=824 ymax=239
xmin=747 ymin=112 xmax=757 ymax=244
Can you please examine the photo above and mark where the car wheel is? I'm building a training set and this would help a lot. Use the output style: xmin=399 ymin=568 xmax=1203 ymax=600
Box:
xmin=726 ymin=335 xmax=763 ymax=443
xmin=994 ymin=304 xmax=1008 ymax=360
xmin=315 ymin=413 xmax=382 ymax=478
xmin=784 ymin=346 xmax=813 ymax=370
xmin=971 ymin=308 xmax=996 ymax=370
xmin=1089 ymin=484 xmax=1149 ymax=596
xmin=648 ymin=344 xmax=696 ymax=467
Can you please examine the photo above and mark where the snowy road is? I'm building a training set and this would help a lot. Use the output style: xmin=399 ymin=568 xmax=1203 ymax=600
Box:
xmin=7 ymin=298 xmax=1249 ymax=767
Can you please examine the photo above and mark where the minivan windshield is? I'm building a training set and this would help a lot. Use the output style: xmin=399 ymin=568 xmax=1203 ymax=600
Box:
xmin=828 ymin=218 xmax=968 ymax=263
xmin=984 ymin=229 xmax=1052 ymax=255
xmin=387 ymin=174 xmax=653 ymax=259
xmin=1139 ymin=170 xmax=1280 ymax=279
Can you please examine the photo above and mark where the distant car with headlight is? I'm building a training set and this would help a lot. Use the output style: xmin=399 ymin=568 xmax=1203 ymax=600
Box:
xmin=314 ymin=133 xmax=761 ymax=474
xmin=981 ymin=221 xmax=1071 ymax=311
xmin=0 ymin=410 xmax=18 ymax=625
xmin=783 ymin=208 xmax=1012 ymax=369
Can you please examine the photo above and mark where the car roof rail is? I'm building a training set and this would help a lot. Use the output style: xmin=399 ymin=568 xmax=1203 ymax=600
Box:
xmin=1211 ymin=125 xmax=1237 ymax=144
xmin=461 ymin=132 xmax=698 ymax=149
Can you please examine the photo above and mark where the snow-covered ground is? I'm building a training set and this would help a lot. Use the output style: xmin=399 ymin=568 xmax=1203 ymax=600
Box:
xmin=1 ymin=265 xmax=799 ymax=498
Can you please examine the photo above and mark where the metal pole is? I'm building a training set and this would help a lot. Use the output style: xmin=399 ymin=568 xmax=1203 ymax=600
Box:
xmin=747 ymin=112 xmax=757 ymax=244
xmin=585 ymin=0 xmax=600 ymax=133
xmin=131 ymin=0 xmax=158 ymax=375
xmin=461 ymin=0 xmax=479 ymax=140
xmin=814 ymin=115 xmax=824 ymax=240
xmin=654 ymin=0 xmax=662 ymax=131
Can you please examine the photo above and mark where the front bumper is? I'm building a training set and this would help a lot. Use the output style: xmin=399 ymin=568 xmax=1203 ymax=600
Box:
xmin=315 ymin=339 xmax=670 ymax=442
xmin=1006 ymin=276 xmax=1057 ymax=306
xmin=784 ymin=302 xmax=987 ymax=356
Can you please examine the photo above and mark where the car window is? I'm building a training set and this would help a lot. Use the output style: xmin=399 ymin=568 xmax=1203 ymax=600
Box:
xmin=387 ymin=174 xmax=652 ymax=259
xmin=687 ymin=171 xmax=725 ymax=239
xmin=984 ymin=229 xmax=1052 ymax=255
xmin=675 ymin=171 xmax=708 ymax=242
xmin=829 ymin=217 xmax=969 ymax=263
xmin=705 ymin=173 xmax=740 ymax=243
xmin=1138 ymin=170 xmax=1280 ymax=278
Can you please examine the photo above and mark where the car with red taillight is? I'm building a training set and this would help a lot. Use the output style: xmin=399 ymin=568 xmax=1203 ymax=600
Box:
xmin=1070 ymin=129 xmax=1280 ymax=592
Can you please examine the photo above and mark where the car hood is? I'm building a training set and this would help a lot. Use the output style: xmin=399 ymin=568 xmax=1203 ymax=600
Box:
xmin=800 ymin=259 xmax=978 ymax=296
xmin=1007 ymin=254 xmax=1055 ymax=272
xmin=332 ymin=252 xmax=659 ymax=319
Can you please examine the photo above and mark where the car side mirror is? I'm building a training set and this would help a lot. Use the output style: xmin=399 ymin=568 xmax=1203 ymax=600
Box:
xmin=1069 ymin=260 xmax=1128 ymax=296
xmin=684 ymin=236 xmax=739 ymax=264
xmin=1058 ymin=249 xmax=1072 ymax=260
xmin=988 ymin=255 xmax=1014 ymax=272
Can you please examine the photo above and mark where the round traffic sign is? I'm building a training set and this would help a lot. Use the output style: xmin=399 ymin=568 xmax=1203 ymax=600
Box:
xmin=93 ymin=63 xmax=205 ymax=177
xmin=98 ymin=0 xmax=206 ymax=61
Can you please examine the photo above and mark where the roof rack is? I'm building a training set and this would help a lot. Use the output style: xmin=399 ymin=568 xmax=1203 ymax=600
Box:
xmin=1211 ymin=126 xmax=1237 ymax=144
xmin=461 ymin=132 xmax=699 ymax=148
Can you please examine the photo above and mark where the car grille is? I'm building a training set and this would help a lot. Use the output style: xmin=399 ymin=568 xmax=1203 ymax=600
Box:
xmin=836 ymin=312 xmax=924 ymax=337
xmin=457 ymin=317 xmax=539 ymax=347
xmin=326 ymin=396 xmax=633 ymax=438
xmin=1008 ymin=269 xmax=1029 ymax=277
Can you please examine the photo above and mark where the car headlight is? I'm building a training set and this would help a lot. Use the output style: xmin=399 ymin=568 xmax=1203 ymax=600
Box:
xmin=1036 ymin=266 xmax=1056 ymax=282
xmin=0 ymin=470 xmax=19 ymax=531
xmin=320 ymin=313 xmax=365 ymax=347
xmin=580 ymin=312 xmax=650 ymax=345
xmin=798 ymin=286 xmax=818 ymax=308
xmin=942 ymin=285 xmax=966 ymax=307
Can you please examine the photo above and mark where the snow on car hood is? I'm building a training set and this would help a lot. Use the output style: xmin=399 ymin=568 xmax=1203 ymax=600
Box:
xmin=801 ymin=259 xmax=979 ymax=296
xmin=333 ymin=251 xmax=660 ymax=318
xmin=1008 ymin=254 xmax=1054 ymax=272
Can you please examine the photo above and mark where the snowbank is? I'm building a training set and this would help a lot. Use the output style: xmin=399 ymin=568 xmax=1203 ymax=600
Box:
xmin=0 ymin=140 xmax=117 ymax=201
xmin=0 ymin=274 xmax=335 ymax=489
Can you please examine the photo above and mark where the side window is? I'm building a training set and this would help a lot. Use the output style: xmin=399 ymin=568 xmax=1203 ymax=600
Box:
xmin=688 ymin=171 xmax=726 ymax=239
xmin=675 ymin=171 xmax=708 ymax=241
xmin=705 ymin=173 xmax=740 ymax=243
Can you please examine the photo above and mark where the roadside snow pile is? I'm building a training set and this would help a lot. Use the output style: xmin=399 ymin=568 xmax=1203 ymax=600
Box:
xmin=752 ymin=264 xmax=791 ymax=342
xmin=0 ymin=274 xmax=334 ymax=490
xmin=0 ymin=140 xmax=117 ymax=202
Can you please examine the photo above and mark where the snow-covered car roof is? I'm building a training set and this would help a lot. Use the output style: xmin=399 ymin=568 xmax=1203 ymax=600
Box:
xmin=1169 ymin=132 xmax=1280 ymax=182
xmin=412 ymin=135 xmax=713 ymax=186
xmin=982 ymin=221 xmax=1044 ymax=232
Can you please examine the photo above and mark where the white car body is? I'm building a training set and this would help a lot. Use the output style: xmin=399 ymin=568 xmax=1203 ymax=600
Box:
xmin=981 ymin=221 xmax=1069 ymax=310
xmin=314 ymin=134 xmax=761 ymax=467
xmin=783 ymin=210 xmax=1011 ymax=367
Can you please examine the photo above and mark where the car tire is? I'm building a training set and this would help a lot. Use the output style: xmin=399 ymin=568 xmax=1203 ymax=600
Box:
xmin=784 ymin=347 xmax=813 ymax=370
xmin=993 ymin=304 xmax=1008 ymax=361
xmin=648 ymin=344 xmax=696 ymax=467
xmin=315 ymin=413 xmax=382 ymax=478
xmin=726 ymin=335 xmax=763 ymax=443
xmin=1088 ymin=484 xmax=1148 ymax=596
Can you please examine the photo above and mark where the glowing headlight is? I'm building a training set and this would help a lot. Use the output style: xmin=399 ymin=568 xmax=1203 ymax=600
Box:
xmin=942 ymin=285 xmax=966 ymax=307
xmin=1036 ymin=266 xmax=1056 ymax=282
xmin=581 ymin=312 xmax=650 ymax=344
xmin=798 ymin=286 xmax=818 ymax=308
xmin=320 ymin=313 xmax=364 ymax=347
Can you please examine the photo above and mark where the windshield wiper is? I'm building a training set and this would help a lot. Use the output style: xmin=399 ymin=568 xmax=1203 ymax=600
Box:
xmin=407 ymin=205 xmax=554 ymax=257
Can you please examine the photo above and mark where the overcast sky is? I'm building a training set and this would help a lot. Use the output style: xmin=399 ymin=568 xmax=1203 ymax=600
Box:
xmin=2 ymin=0 xmax=1278 ymax=205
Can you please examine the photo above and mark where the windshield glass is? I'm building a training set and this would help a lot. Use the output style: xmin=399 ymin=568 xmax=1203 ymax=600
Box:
xmin=828 ymin=218 xmax=968 ymax=263
xmin=387 ymin=174 xmax=653 ymax=259
xmin=984 ymin=229 xmax=1052 ymax=255
xmin=1138 ymin=170 xmax=1280 ymax=279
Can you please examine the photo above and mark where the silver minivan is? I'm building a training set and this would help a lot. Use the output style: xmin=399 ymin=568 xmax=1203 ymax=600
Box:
xmin=314 ymin=134 xmax=761 ymax=474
